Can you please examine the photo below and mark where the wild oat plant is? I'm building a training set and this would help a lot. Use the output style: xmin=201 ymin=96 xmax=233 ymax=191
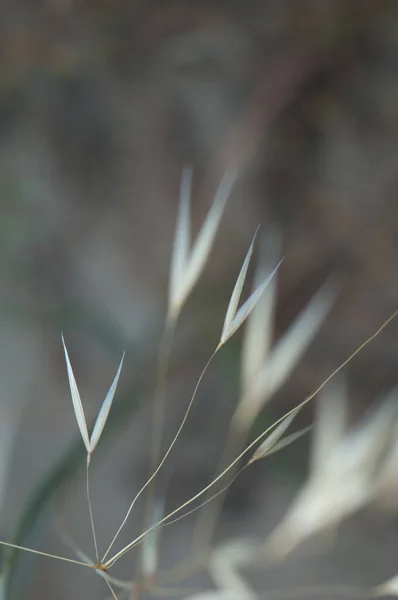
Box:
xmin=1 ymin=168 xmax=398 ymax=600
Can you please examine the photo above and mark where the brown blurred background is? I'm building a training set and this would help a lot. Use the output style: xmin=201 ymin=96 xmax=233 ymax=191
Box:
xmin=1 ymin=1 xmax=398 ymax=598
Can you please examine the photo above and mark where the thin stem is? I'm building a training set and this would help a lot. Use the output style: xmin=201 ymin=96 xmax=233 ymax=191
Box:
xmin=194 ymin=306 xmax=398 ymax=554
xmin=105 ymin=578 xmax=120 ymax=600
xmin=170 ymin=471 xmax=244 ymax=529
xmin=190 ymin=413 xmax=246 ymax=555
xmin=151 ymin=468 xmax=245 ymax=586
xmin=102 ymin=347 xmax=219 ymax=562
xmin=104 ymin=417 xmax=287 ymax=567
xmin=0 ymin=540 xmax=93 ymax=568
xmin=123 ymin=469 xmax=246 ymax=583
xmin=104 ymin=309 xmax=398 ymax=569
xmin=86 ymin=455 xmax=99 ymax=561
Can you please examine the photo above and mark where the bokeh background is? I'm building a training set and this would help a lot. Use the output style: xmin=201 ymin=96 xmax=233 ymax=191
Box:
xmin=1 ymin=1 xmax=398 ymax=598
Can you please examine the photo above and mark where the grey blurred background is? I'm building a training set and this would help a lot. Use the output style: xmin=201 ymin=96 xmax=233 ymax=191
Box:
xmin=1 ymin=1 xmax=398 ymax=598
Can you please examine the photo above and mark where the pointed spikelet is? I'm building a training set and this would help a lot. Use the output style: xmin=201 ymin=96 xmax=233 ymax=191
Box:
xmin=264 ymin=386 xmax=398 ymax=560
xmin=62 ymin=335 xmax=90 ymax=454
xmin=62 ymin=336 xmax=124 ymax=457
xmin=219 ymin=231 xmax=282 ymax=347
xmin=263 ymin=426 xmax=312 ymax=458
xmin=233 ymin=246 xmax=334 ymax=434
xmin=89 ymin=353 xmax=125 ymax=454
xmin=255 ymin=281 xmax=336 ymax=402
xmin=241 ymin=231 xmax=280 ymax=394
xmin=247 ymin=409 xmax=301 ymax=465
xmin=168 ymin=167 xmax=236 ymax=321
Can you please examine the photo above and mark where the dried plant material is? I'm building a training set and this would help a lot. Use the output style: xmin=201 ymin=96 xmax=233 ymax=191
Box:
xmin=235 ymin=280 xmax=334 ymax=433
xmin=185 ymin=171 xmax=236 ymax=301
xmin=255 ymin=281 xmax=336 ymax=401
xmin=249 ymin=423 xmax=312 ymax=465
xmin=264 ymin=425 xmax=312 ymax=457
xmin=89 ymin=353 xmax=125 ymax=454
xmin=374 ymin=575 xmax=398 ymax=597
xmin=264 ymin=387 xmax=398 ymax=560
xmin=219 ymin=231 xmax=281 ymax=347
xmin=62 ymin=335 xmax=91 ymax=455
xmin=62 ymin=336 xmax=124 ymax=457
xmin=241 ymin=230 xmax=280 ymax=395
xmin=168 ymin=167 xmax=236 ymax=321
xmin=209 ymin=540 xmax=257 ymax=600
xmin=189 ymin=237 xmax=280 ymax=555
xmin=247 ymin=409 xmax=300 ymax=465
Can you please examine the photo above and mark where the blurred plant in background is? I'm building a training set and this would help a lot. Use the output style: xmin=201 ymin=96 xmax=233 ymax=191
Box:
xmin=1 ymin=168 xmax=398 ymax=599
xmin=2 ymin=1 xmax=398 ymax=598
